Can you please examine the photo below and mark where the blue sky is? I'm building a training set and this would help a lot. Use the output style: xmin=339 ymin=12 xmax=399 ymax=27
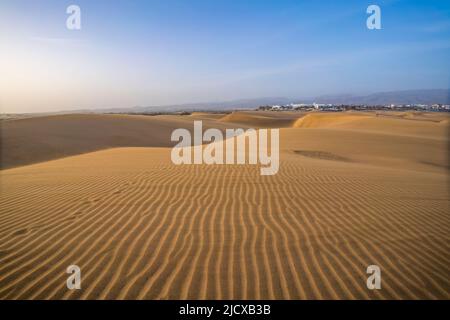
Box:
xmin=1 ymin=0 xmax=449 ymax=112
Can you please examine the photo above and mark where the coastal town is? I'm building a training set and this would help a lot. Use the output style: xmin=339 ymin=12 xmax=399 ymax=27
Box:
xmin=257 ymin=102 xmax=450 ymax=112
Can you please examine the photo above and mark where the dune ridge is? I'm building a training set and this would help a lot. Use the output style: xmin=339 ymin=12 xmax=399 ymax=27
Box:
xmin=219 ymin=111 xmax=301 ymax=128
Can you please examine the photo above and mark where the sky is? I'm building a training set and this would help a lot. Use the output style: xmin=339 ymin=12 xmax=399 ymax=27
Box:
xmin=1 ymin=0 xmax=449 ymax=113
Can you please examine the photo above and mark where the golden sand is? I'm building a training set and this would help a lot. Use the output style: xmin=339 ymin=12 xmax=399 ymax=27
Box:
xmin=0 ymin=111 xmax=449 ymax=299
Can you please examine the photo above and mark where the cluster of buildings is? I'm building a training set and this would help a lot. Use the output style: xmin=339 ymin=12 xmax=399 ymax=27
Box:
xmin=257 ymin=103 xmax=450 ymax=112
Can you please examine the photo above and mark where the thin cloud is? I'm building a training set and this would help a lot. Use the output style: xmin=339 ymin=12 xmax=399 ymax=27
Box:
xmin=31 ymin=36 xmax=87 ymax=45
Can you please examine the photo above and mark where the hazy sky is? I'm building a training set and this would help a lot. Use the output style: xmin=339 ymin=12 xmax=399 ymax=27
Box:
xmin=1 ymin=0 xmax=449 ymax=113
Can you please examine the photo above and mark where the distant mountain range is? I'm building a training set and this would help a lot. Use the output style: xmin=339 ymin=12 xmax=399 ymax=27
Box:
xmin=309 ymin=89 xmax=450 ymax=106
xmin=99 ymin=89 xmax=449 ymax=113
xmin=93 ymin=97 xmax=291 ymax=114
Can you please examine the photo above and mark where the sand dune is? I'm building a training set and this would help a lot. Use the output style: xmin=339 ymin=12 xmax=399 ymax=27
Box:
xmin=220 ymin=111 xmax=301 ymax=128
xmin=293 ymin=112 xmax=449 ymax=139
xmin=0 ymin=113 xmax=242 ymax=169
xmin=0 ymin=111 xmax=449 ymax=299
xmin=189 ymin=112 xmax=226 ymax=120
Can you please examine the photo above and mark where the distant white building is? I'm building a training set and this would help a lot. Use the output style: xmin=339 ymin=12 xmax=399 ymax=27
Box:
xmin=290 ymin=103 xmax=310 ymax=108
xmin=313 ymin=103 xmax=327 ymax=110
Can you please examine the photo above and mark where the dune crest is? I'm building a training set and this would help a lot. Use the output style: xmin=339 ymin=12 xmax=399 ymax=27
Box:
xmin=292 ymin=113 xmax=370 ymax=128
xmin=219 ymin=111 xmax=300 ymax=128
